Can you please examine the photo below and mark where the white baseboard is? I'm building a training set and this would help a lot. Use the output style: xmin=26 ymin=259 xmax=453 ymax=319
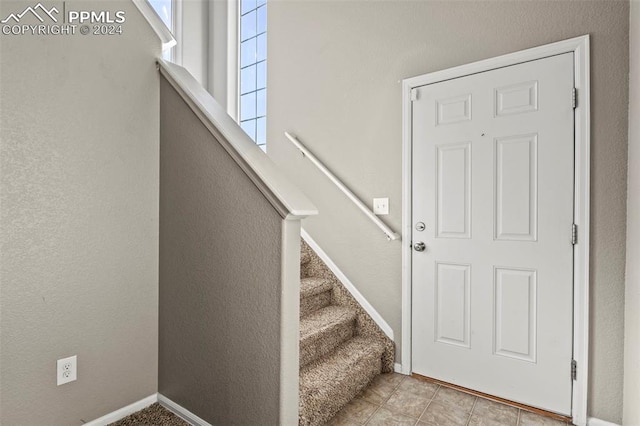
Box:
xmin=394 ymin=363 xmax=405 ymax=373
xmin=158 ymin=393 xmax=212 ymax=426
xmin=587 ymin=418 xmax=621 ymax=426
xmin=301 ymin=229 xmax=395 ymax=341
xmin=84 ymin=394 xmax=158 ymax=426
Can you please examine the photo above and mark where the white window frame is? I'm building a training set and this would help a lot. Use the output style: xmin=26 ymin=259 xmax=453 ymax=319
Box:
xmin=227 ymin=0 xmax=239 ymax=120
xmin=171 ymin=0 xmax=182 ymax=65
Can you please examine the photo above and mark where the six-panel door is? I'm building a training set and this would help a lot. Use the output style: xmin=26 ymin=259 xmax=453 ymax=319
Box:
xmin=411 ymin=53 xmax=575 ymax=415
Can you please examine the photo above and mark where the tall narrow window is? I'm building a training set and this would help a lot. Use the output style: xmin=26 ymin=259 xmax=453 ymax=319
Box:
xmin=149 ymin=0 xmax=173 ymax=60
xmin=239 ymin=0 xmax=267 ymax=150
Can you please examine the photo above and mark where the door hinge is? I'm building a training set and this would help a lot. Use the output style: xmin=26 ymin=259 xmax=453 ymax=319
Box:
xmin=571 ymin=359 xmax=577 ymax=380
xmin=411 ymin=88 xmax=419 ymax=102
xmin=572 ymin=223 xmax=578 ymax=245
xmin=572 ymin=87 xmax=577 ymax=109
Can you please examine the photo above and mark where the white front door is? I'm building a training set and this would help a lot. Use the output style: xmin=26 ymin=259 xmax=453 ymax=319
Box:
xmin=411 ymin=53 xmax=575 ymax=415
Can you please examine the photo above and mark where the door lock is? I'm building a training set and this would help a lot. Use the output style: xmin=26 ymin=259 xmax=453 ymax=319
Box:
xmin=413 ymin=242 xmax=426 ymax=252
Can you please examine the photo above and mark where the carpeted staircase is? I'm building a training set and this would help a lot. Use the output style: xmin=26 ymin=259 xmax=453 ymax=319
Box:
xmin=298 ymin=240 xmax=395 ymax=426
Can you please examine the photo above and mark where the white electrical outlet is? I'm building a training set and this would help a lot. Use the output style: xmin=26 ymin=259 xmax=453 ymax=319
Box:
xmin=373 ymin=197 xmax=389 ymax=215
xmin=57 ymin=355 xmax=77 ymax=386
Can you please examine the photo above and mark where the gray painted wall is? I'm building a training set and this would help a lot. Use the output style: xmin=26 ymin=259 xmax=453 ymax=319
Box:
xmin=0 ymin=1 xmax=160 ymax=424
xmin=624 ymin=1 xmax=639 ymax=424
xmin=159 ymin=76 xmax=285 ymax=424
xmin=268 ymin=1 xmax=629 ymax=422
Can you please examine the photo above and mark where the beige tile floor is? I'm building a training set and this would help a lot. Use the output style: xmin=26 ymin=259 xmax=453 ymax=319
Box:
xmin=325 ymin=374 xmax=572 ymax=426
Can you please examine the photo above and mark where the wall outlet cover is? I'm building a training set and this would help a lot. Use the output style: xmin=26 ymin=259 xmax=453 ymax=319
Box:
xmin=57 ymin=355 xmax=77 ymax=386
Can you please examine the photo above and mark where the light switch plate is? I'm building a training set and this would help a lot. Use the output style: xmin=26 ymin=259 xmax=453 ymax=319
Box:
xmin=373 ymin=198 xmax=389 ymax=215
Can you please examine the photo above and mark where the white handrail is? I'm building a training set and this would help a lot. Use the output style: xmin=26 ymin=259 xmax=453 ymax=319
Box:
xmin=285 ymin=132 xmax=400 ymax=241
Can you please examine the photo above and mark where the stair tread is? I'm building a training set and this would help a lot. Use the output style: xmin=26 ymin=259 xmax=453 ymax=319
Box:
xmin=300 ymin=305 xmax=356 ymax=341
xmin=300 ymin=277 xmax=333 ymax=299
xmin=300 ymin=335 xmax=385 ymax=388
xmin=299 ymin=336 xmax=385 ymax=425
xmin=301 ymin=250 xmax=311 ymax=265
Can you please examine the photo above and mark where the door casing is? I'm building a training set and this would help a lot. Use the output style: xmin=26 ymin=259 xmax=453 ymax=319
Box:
xmin=400 ymin=35 xmax=590 ymax=426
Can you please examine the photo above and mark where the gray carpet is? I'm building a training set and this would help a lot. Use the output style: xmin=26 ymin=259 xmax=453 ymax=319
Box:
xmin=108 ymin=403 xmax=188 ymax=426
xmin=297 ymin=241 xmax=392 ymax=426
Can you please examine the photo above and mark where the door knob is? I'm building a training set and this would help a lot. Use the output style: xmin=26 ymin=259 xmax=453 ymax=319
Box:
xmin=413 ymin=242 xmax=426 ymax=252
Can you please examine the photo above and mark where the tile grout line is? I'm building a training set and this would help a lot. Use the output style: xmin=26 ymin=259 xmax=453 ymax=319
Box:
xmin=416 ymin=384 xmax=440 ymax=423
xmin=465 ymin=396 xmax=479 ymax=426
xmin=359 ymin=395 xmax=381 ymax=425
xmin=362 ymin=404 xmax=382 ymax=426
xmin=363 ymin=374 xmax=407 ymax=426
xmin=361 ymin=387 xmax=385 ymax=426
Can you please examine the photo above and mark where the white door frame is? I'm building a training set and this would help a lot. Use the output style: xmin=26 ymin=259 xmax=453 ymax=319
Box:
xmin=400 ymin=35 xmax=590 ymax=426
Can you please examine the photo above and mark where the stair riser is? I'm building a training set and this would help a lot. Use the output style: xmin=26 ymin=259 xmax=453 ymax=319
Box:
xmin=300 ymin=321 xmax=354 ymax=368
xmin=299 ymin=352 xmax=382 ymax=426
xmin=300 ymin=291 xmax=332 ymax=317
